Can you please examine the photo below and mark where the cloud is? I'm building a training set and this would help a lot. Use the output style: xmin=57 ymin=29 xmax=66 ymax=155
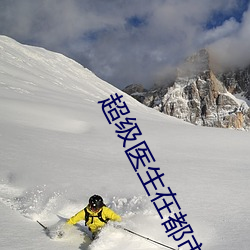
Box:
xmin=208 ymin=3 xmax=250 ymax=68
xmin=200 ymin=18 xmax=240 ymax=45
xmin=0 ymin=0 xmax=249 ymax=88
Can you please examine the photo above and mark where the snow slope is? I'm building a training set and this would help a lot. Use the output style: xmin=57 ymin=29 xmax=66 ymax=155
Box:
xmin=0 ymin=35 xmax=250 ymax=250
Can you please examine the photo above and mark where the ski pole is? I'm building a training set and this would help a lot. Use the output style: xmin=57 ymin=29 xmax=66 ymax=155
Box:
xmin=122 ymin=227 xmax=178 ymax=250
xmin=37 ymin=220 xmax=48 ymax=231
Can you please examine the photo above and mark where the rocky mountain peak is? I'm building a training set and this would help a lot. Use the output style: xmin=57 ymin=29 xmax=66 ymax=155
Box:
xmin=177 ymin=49 xmax=210 ymax=78
xmin=123 ymin=49 xmax=250 ymax=130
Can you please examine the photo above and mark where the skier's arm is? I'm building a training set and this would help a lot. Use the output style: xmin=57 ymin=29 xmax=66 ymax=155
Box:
xmin=67 ymin=209 xmax=85 ymax=225
xmin=104 ymin=207 xmax=122 ymax=222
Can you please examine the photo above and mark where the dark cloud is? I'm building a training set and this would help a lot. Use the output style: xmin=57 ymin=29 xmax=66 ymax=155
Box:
xmin=0 ymin=0 xmax=249 ymax=89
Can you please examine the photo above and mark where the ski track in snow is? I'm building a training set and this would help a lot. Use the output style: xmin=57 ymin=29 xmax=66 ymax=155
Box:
xmin=0 ymin=180 xmax=168 ymax=250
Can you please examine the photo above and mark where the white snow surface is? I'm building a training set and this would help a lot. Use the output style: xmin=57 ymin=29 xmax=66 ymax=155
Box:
xmin=0 ymin=35 xmax=250 ymax=250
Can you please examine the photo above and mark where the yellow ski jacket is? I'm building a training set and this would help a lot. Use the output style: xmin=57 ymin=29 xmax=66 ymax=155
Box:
xmin=67 ymin=206 xmax=121 ymax=233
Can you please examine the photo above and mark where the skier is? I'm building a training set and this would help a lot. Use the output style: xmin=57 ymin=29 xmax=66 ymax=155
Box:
xmin=66 ymin=194 xmax=122 ymax=239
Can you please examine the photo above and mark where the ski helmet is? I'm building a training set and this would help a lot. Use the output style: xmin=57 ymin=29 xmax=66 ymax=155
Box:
xmin=89 ymin=195 xmax=104 ymax=210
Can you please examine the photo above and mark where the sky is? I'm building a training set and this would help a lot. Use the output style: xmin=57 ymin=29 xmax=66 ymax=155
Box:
xmin=0 ymin=0 xmax=249 ymax=89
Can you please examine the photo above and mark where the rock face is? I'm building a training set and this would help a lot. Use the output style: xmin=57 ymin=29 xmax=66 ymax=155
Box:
xmin=217 ymin=66 xmax=250 ymax=100
xmin=123 ymin=84 xmax=147 ymax=103
xmin=123 ymin=49 xmax=250 ymax=130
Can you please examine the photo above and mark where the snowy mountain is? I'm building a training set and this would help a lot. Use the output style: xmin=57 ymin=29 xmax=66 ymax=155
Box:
xmin=217 ymin=65 xmax=250 ymax=100
xmin=124 ymin=49 xmax=250 ymax=130
xmin=0 ymin=36 xmax=250 ymax=250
